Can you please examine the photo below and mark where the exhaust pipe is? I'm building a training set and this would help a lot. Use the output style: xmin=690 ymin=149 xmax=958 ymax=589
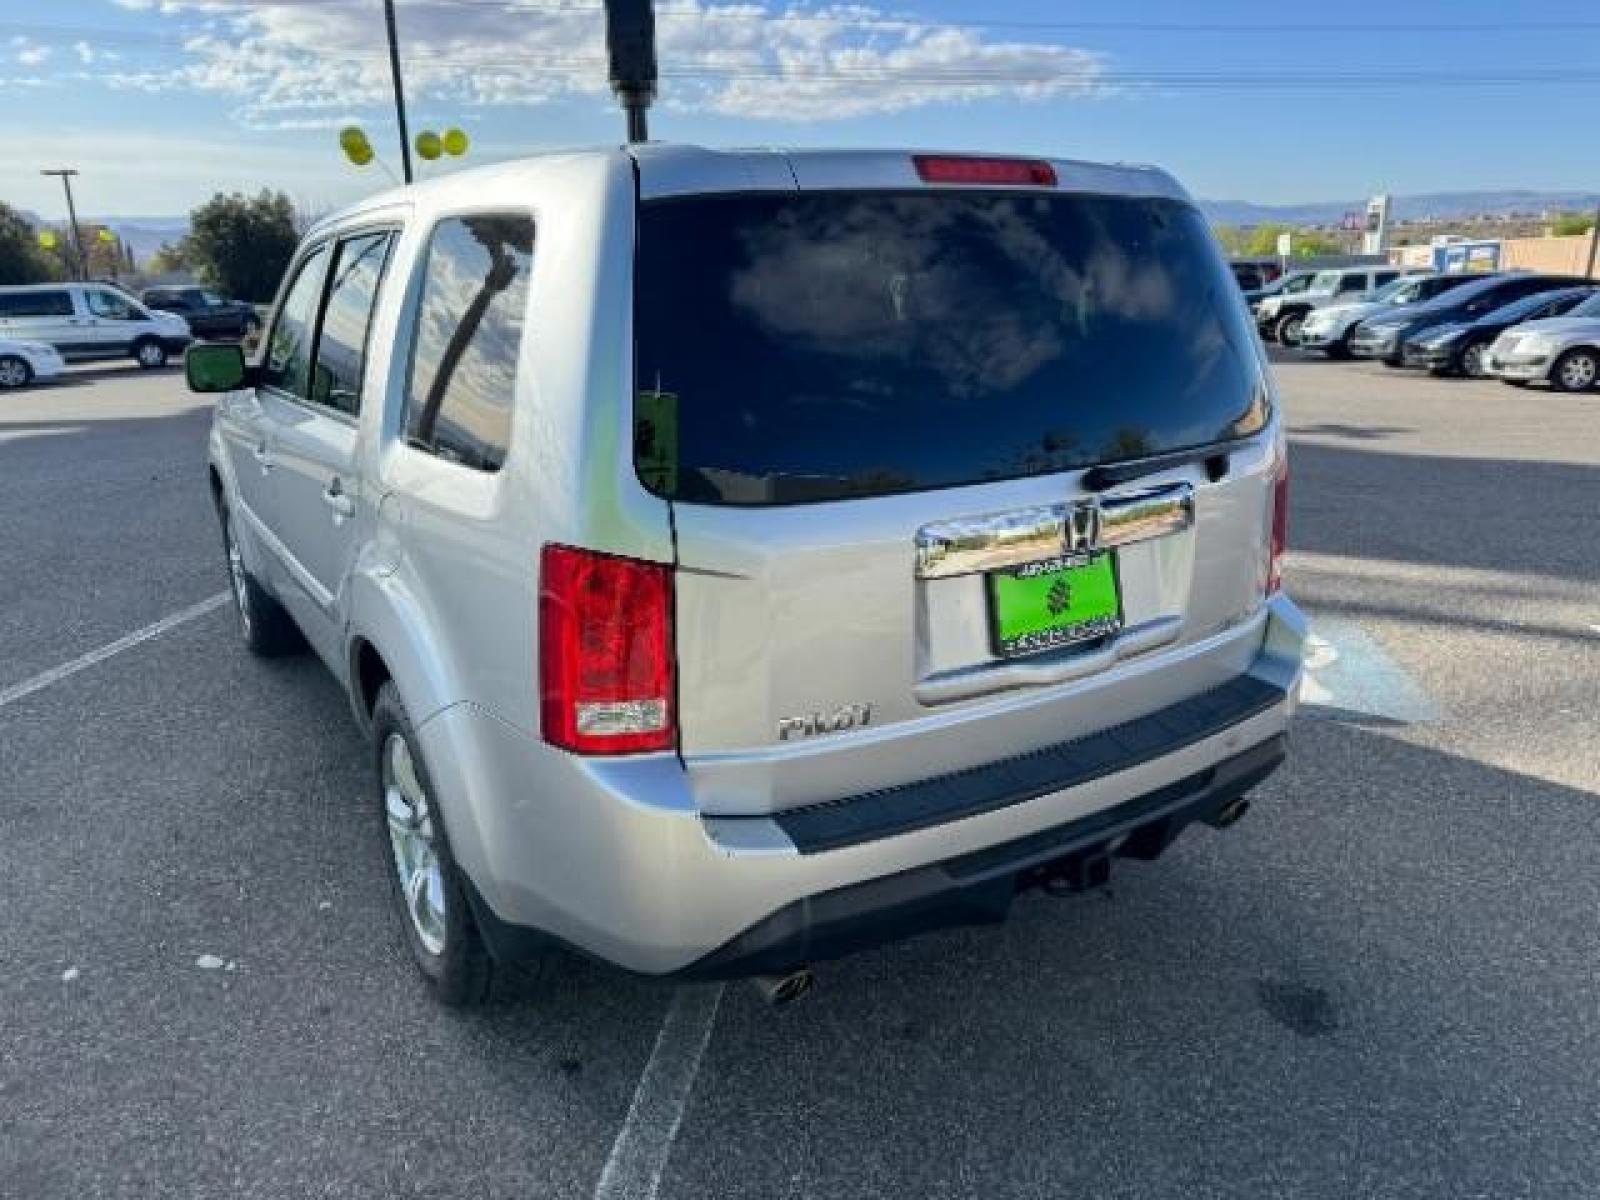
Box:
xmin=1207 ymin=796 xmax=1251 ymax=830
xmin=750 ymin=968 xmax=814 ymax=1008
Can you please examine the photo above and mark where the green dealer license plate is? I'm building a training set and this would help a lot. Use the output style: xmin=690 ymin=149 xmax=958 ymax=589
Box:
xmin=987 ymin=553 xmax=1123 ymax=658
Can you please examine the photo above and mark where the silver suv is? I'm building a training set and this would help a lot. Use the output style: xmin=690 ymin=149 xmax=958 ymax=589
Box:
xmin=188 ymin=146 xmax=1305 ymax=1006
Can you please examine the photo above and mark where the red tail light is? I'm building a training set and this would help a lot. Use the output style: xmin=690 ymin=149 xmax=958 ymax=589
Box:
xmin=1267 ymin=460 xmax=1289 ymax=594
xmin=913 ymin=155 xmax=1057 ymax=187
xmin=539 ymin=544 xmax=675 ymax=755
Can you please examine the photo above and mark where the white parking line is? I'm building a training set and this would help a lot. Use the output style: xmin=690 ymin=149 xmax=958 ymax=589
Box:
xmin=593 ymin=984 xmax=725 ymax=1200
xmin=0 ymin=592 xmax=229 ymax=711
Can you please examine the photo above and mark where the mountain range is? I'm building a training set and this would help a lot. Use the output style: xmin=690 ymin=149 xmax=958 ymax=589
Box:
xmin=1198 ymin=190 xmax=1600 ymax=228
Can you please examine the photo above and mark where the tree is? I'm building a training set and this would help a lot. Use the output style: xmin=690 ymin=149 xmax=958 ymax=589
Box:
xmin=148 ymin=241 xmax=193 ymax=276
xmin=181 ymin=190 xmax=299 ymax=302
xmin=1551 ymin=210 xmax=1596 ymax=237
xmin=0 ymin=201 xmax=63 ymax=284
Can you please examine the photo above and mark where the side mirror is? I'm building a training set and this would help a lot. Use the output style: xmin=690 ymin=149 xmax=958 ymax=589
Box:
xmin=186 ymin=342 xmax=253 ymax=393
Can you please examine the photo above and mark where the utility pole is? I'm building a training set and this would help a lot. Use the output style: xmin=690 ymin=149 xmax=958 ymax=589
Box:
xmin=40 ymin=168 xmax=85 ymax=280
xmin=605 ymin=0 xmax=657 ymax=143
xmin=382 ymin=0 xmax=414 ymax=183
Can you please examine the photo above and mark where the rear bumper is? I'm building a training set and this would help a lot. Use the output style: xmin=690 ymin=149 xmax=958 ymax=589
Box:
xmin=676 ymin=734 xmax=1286 ymax=979
xmin=424 ymin=595 xmax=1307 ymax=976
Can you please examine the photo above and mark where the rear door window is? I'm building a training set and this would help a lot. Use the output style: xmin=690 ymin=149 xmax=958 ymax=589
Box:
xmin=403 ymin=214 xmax=534 ymax=472
xmin=0 ymin=290 xmax=74 ymax=317
xmin=635 ymin=191 xmax=1266 ymax=505
xmin=309 ymin=231 xmax=393 ymax=416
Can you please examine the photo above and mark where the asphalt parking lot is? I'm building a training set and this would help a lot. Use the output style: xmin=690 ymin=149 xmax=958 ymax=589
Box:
xmin=4 ymin=353 xmax=1598 ymax=1200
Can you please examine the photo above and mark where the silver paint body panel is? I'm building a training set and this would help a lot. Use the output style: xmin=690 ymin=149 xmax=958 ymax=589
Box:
xmin=208 ymin=145 xmax=1305 ymax=974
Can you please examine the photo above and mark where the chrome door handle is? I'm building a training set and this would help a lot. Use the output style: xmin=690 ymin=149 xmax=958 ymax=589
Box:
xmin=323 ymin=479 xmax=356 ymax=519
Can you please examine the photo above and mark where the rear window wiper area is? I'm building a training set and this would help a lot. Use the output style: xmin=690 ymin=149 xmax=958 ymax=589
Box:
xmin=1080 ymin=441 xmax=1238 ymax=493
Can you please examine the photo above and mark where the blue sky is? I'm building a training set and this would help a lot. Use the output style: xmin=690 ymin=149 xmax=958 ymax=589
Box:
xmin=5 ymin=0 xmax=1597 ymax=217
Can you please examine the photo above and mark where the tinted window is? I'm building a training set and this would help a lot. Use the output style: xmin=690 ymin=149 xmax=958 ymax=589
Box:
xmin=264 ymin=245 xmax=329 ymax=399
xmin=1481 ymin=288 xmax=1590 ymax=325
xmin=310 ymin=232 xmax=393 ymax=416
xmin=635 ymin=192 xmax=1267 ymax=505
xmin=86 ymin=288 xmax=142 ymax=320
xmin=1335 ymin=274 xmax=1367 ymax=295
xmin=0 ymin=290 xmax=74 ymax=317
xmin=404 ymin=215 xmax=533 ymax=472
xmin=1374 ymin=271 xmax=1399 ymax=287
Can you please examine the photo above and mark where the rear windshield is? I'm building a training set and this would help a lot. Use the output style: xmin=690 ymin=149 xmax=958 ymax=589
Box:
xmin=634 ymin=191 xmax=1265 ymax=505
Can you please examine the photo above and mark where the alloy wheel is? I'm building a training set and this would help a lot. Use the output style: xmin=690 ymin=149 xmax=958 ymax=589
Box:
xmin=0 ymin=357 xmax=28 ymax=388
xmin=383 ymin=733 xmax=448 ymax=956
xmin=222 ymin=515 xmax=253 ymax=638
xmin=1559 ymin=352 xmax=1597 ymax=391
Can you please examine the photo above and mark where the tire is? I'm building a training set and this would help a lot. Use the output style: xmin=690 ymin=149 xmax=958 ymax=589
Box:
xmin=0 ymin=354 xmax=33 ymax=389
xmin=217 ymin=501 xmax=302 ymax=656
xmin=1459 ymin=339 xmax=1491 ymax=379
xmin=133 ymin=338 xmax=168 ymax=369
xmin=1382 ymin=357 xmax=1406 ymax=369
xmin=372 ymin=682 xmax=495 ymax=1007
xmin=1324 ymin=330 xmax=1354 ymax=360
xmin=1275 ymin=310 xmax=1306 ymax=347
xmin=1549 ymin=347 xmax=1599 ymax=393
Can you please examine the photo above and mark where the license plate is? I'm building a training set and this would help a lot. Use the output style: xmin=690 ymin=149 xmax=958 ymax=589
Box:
xmin=987 ymin=553 xmax=1123 ymax=658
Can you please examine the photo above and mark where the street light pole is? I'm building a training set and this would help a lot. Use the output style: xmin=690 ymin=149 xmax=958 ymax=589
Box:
xmin=382 ymin=0 xmax=414 ymax=183
xmin=40 ymin=169 xmax=85 ymax=280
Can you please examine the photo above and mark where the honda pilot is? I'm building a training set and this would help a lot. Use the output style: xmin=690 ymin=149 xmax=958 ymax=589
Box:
xmin=187 ymin=146 xmax=1305 ymax=1006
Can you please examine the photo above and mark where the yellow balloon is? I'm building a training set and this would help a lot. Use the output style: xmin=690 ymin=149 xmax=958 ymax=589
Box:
xmin=442 ymin=127 xmax=469 ymax=157
xmin=415 ymin=130 xmax=442 ymax=161
xmin=339 ymin=125 xmax=374 ymax=166
xmin=37 ymin=230 xmax=57 ymax=249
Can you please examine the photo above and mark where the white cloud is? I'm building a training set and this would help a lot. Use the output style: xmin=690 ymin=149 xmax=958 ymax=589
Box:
xmin=12 ymin=35 xmax=53 ymax=66
xmin=89 ymin=0 xmax=1105 ymax=123
xmin=74 ymin=41 xmax=96 ymax=65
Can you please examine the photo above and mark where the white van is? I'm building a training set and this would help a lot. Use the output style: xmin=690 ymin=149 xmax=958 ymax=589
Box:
xmin=0 ymin=282 xmax=192 ymax=368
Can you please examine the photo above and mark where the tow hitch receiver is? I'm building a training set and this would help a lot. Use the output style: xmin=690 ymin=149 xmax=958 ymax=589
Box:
xmin=1040 ymin=850 xmax=1112 ymax=896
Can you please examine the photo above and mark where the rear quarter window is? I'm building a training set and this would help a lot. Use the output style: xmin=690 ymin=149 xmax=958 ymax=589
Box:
xmin=634 ymin=191 xmax=1266 ymax=505
xmin=402 ymin=214 xmax=534 ymax=473
xmin=0 ymin=290 xmax=74 ymax=318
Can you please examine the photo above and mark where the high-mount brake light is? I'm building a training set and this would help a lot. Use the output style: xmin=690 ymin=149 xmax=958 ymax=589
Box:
xmin=539 ymin=544 xmax=675 ymax=755
xmin=913 ymin=155 xmax=1057 ymax=186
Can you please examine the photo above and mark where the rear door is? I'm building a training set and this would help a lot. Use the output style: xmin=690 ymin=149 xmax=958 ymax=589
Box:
xmin=636 ymin=176 xmax=1278 ymax=817
xmin=261 ymin=228 xmax=395 ymax=663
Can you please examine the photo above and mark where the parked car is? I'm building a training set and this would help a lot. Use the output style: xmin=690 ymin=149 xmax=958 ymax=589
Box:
xmin=1401 ymin=285 xmax=1597 ymax=377
xmin=1243 ymin=269 xmax=1318 ymax=314
xmin=1486 ymin=290 xmax=1600 ymax=391
xmin=1256 ymin=266 xmax=1404 ymax=345
xmin=185 ymin=146 xmax=1304 ymax=1007
xmin=141 ymin=286 xmax=261 ymax=341
xmin=1350 ymin=273 xmax=1590 ymax=366
xmin=0 ymin=282 xmax=191 ymax=368
xmin=1297 ymin=273 xmax=1481 ymax=358
xmin=0 ymin=337 xmax=66 ymax=389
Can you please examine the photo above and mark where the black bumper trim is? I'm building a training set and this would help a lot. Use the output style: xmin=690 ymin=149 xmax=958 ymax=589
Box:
xmin=681 ymin=734 xmax=1287 ymax=980
xmin=774 ymin=673 xmax=1287 ymax=855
